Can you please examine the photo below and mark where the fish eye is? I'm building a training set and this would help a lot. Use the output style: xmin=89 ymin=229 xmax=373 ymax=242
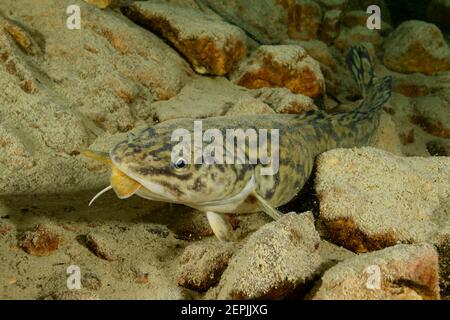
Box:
xmin=173 ymin=158 xmax=188 ymax=170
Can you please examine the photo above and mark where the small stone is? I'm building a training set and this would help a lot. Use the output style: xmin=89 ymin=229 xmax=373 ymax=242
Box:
xmin=177 ymin=240 xmax=234 ymax=291
xmin=82 ymin=272 xmax=102 ymax=290
xmin=232 ymin=45 xmax=325 ymax=98
xmin=216 ymin=212 xmax=323 ymax=299
xmin=313 ymin=244 xmax=440 ymax=300
xmin=83 ymin=232 xmax=118 ymax=261
xmin=225 ymin=97 xmax=275 ymax=116
xmin=371 ymin=112 xmax=404 ymax=156
xmin=383 ymin=20 xmax=450 ymax=75
xmin=19 ymin=224 xmax=63 ymax=257
xmin=122 ymin=2 xmax=246 ymax=75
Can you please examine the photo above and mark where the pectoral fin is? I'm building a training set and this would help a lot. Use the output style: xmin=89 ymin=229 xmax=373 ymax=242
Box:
xmin=111 ymin=166 xmax=142 ymax=199
xmin=252 ymin=191 xmax=283 ymax=221
xmin=206 ymin=211 xmax=234 ymax=242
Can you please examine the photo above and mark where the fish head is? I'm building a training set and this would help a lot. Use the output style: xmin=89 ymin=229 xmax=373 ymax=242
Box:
xmin=108 ymin=124 xmax=255 ymax=207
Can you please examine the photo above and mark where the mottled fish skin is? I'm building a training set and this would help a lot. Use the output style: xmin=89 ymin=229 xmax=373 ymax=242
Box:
xmin=109 ymin=46 xmax=393 ymax=214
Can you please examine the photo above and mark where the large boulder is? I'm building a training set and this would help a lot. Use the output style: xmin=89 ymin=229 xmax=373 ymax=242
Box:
xmin=231 ymin=45 xmax=325 ymax=98
xmin=383 ymin=20 xmax=450 ymax=75
xmin=122 ymin=2 xmax=247 ymax=75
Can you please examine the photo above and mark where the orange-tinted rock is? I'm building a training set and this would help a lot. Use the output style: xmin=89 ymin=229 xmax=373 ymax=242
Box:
xmin=383 ymin=20 xmax=450 ymax=75
xmin=278 ymin=0 xmax=322 ymax=41
xmin=313 ymin=244 xmax=440 ymax=300
xmin=122 ymin=2 xmax=246 ymax=75
xmin=84 ymin=0 xmax=112 ymax=8
xmin=334 ymin=26 xmax=383 ymax=52
xmin=19 ymin=224 xmax=63 ymax=257
xmin=232 ymin=45 xmax=325 ymax=98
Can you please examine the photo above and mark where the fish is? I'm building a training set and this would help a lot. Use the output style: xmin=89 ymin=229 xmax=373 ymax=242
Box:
xmin=83 ymin=45 xmax=392 ymax=241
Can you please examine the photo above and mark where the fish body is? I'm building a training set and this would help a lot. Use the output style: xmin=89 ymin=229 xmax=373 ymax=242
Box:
xmin=86 ymin=46 xmax=393 ymax=241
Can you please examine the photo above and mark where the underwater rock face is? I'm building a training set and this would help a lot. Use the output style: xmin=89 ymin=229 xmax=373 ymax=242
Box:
xmin=383 ymin=20 xmax=450 ymax=75
xmin=215 ymin=212 xmax=322 ymax=299
xmin=316 ymin=147 xmax=450 ymax=253
xmin=231 ymin=45 xmax=325 ymax=98
xmin=313 ymin=244 xmax=440 ymax=300
xmin=122 ymin=2 xmax=247 ymax=75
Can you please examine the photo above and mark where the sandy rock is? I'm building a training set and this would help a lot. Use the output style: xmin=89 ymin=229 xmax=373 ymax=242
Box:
xmin=216 ymin=212 xmax=323 ymax=299
xmin=0 ymin=0 xmax=192 ymax=195
xmin=253 ymin=88 xmax=318 ymax=114
xmin=196 ymin=0 xmax=288 ymax=44
xmin=321 ymin=9 xmax=342 ymax=44
xmin=19 ymin=224 xmax=64 ymax=257
xmin=177 ymin=240 xmax=234 ymax=291
xmin=84 ymin=0 xmax=112 ymax=8
xmin=412 ymin=95 xmax=450 ymax=139
xmin=316 ymin=147 xmax=450 ymax=253
xmin=83 ymin=232 xmax=118 ymax=261
xmin=371 ymin=112 xmax=404 ymax=156
xmin=151 ymin=77 xmax=275 ymax=122
xmin=427 ymin=0 xmax=450 ymax=31
xmin=122 ymin=2 xmax=247 ymax=75
xmin=318 ymin=240 xmax=356 ymax=270
xmin=232 ymin=45 xmax=325 ymax=98
xmin=383 ymin=20 xmax=450 ymax=75
xmin=334 ymin=26 xmax=383 ymax=52
xmin=393 ymin=73 xmax=432 ymax=97
xmin=285 ymin=40 xmax=337 ymax=69
xmin=312 ymin=244 xmax=440 ymax=300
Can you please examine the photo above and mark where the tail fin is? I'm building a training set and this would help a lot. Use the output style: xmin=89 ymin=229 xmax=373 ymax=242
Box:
xmin=346 ymin=45 xmax=393 ymax=113
xmin=346 ymin=45 xmax=375 ymax=97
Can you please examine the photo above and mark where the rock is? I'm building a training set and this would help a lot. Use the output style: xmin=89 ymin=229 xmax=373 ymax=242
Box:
xmin=411 ymin=96 xmax=450 ymax=139
xmin=83 ymin=232 xmax=118 ymax=261
xmin=316 ymin=147 xmax=450 ymax=253
xmin=427 ymin=0 xmax=450 ymax=31
xmin=285 ymin=40 xmax=337 ymax=69
xmin=321 ymin=9 xmax=342 ymax=44
xmin=216 ymin=212 xmax=323 ymax=299
xmin=231 ymin=45 xmax=325 ymax=98
xmin=318 ymin=240 xmax=356 ymax=270
xmin=317 ymin=0 xmax=348 ymax=10
xmin=19 ymin=224 xmax=64 ymax=257
xmin=371 ymin=112 xmax=404 ymax=156
xmin=49 ymin=290 xmax=100 ymax=300
xmin=122 ymin=2 xmax=247 ymax=75
xmin=150 ymin=77 xmax=274 ymax=122
xmin=278 ymin=0 xmax=322 ymax=41
xmin=0 ymin=0 xmax=191 ymax=195
xmin=312 ymin=244 xmax=440 ymax=300
xmin=196 ymin=0 xmax=289 ymax=44
xmin=383 ymin=20 xmax=450 ymax=75
xmin=393 ymin=73 xmax=432 ymax=97
xmin=84 ymin=0 xmax=112 ymax=8
xmin=177 ymin=239 xmax=234 ymax=291
xmin=334 ymin=26 xmax=383 ymax=52
xmin=253 ymin=88 xmax=318 ymax=114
